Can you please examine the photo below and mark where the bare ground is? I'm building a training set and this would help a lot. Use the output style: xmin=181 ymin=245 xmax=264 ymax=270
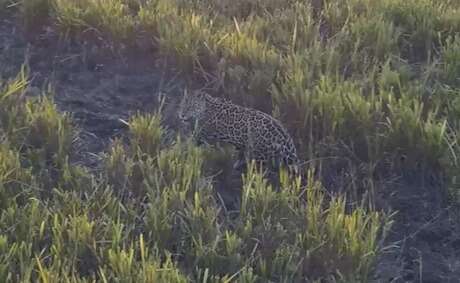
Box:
xmin=1 ymin=14 xmax=460 ymax=283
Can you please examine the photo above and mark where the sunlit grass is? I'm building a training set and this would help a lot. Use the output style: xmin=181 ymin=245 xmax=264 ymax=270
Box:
xmin=52 ymin=0 xmax=135 ymax=40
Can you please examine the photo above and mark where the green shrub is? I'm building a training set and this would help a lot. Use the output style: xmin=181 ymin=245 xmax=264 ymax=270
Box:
xmin=0 ymin=142 xmax=35 ymax=209
xmin=129 ymin=111 xmax=164 ymax=157
xmin=0 ymin=68 xmax=74 ymax=166
xmin=52 ymin=0 xmax=135 ymax=41
xmin=441 ymin=35 xmax=460 ymax=86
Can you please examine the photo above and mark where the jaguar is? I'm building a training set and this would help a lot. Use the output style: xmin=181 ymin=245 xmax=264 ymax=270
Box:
xmin=178 ymin=90 xmax=299 ymax=174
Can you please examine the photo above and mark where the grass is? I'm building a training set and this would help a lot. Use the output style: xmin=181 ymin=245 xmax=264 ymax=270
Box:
xmin=0 ymin=70 xmax=390 ymax=282
xmin=2 ymin=0 xmax=460 ymax=281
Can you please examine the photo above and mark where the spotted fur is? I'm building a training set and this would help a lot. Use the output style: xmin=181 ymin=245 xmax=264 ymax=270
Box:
xmin=178 ymin=90 xmax=299 ymax=173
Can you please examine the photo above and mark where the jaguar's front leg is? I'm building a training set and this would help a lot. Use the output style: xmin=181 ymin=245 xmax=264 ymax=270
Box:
xmin=192 ymin=128 xmax=206 ymax=146
xmin=232 ymin=148 xmax=247 ymax=171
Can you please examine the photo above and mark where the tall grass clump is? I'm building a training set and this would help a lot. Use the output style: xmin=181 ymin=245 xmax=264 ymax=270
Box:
xmin=441 ymin=35 xmax=460 ymax=86
xmin=52 ymin=0 xmax=135 ymax=41
xmin=156 ymin=11 xmax=216 ymax=73
xmin=0 ymin=141 xmax=34 ymax=209
xmin=128 ymin=111 xmax=164 ymax=157
xmin=232 ymin=164 xmax=389 ymax=282
xmin=0 ymin=68 xmax=74 ymax=164
xmin=383 ymin=94 xmax=447 ymax=169
xmin=272 ymin=58 xmax=385 ymax=162
xmin=0 ymin=67 xmax=80 ymax=193
xmin=377 ymin=0 xmax=460 ymax=60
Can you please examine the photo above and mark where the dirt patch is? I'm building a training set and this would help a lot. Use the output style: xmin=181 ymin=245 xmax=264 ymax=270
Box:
xmin=1 ymin=15 xmax=187 ymax=166
xmin=1 ymin=14 xmax=460 ymax=283
xmin=373 ymin=179 xmax=460 ymax=282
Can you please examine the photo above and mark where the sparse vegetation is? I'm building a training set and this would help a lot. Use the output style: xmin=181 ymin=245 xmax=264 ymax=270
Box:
xmin=2 ymin=0 xmax=460 ymax=281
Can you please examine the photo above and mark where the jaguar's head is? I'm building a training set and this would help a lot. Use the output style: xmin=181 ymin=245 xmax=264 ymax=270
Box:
xmin=178 ymin=89 xmax=207 ymax=123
